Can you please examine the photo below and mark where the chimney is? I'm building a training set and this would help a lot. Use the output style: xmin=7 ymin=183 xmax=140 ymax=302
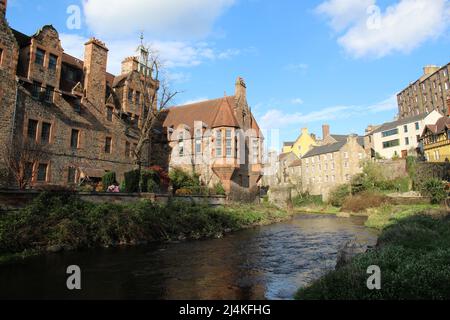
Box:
xmin=83 ymin=38 xmax=108 ymax=105
xmin=322 ymin=124 xmax=330 ymax=139
xmin=347 ymin=134 xmax=358 ymax=144
xmin=301 ymin=128 xmax=308 ymax=135
xmin=423 ymin=65 xmax=440 ymax=76
xmin=0 ymin=0 xmax=7 ymax=18
xmin=235 ymin=76 xmax=246 ymax=102
xmin=121 ymin=56 xmax=139 ymax=74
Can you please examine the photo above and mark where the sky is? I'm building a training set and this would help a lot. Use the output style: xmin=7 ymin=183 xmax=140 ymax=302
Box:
xmin=6 ymin=0 xmax=450 ymax=152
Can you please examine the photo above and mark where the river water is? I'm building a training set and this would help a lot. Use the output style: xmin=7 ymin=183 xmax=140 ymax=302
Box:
xmin=0 ymin=214 xmax=378 ymax=300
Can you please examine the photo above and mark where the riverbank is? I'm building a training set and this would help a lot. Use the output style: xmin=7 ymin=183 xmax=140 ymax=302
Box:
xmin=295 ymin=209 xmax=450 ymax=300
xmin=0 ymin=192 xmax=292 ymax=264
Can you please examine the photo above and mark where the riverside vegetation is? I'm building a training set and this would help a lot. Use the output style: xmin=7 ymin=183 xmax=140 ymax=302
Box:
xmin=0 ymin=192 xmax=291 ymax=264
xmin=294 ymin=158 xmax=450 ymax=300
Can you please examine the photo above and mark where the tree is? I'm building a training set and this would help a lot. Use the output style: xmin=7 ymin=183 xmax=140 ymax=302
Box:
xmin=132 ymin=43 xmax=180 ymax=173
xmin=3 ymin=139 xmax=49 ymax=190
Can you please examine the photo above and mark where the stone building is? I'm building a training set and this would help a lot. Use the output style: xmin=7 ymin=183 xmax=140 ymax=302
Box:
xmin=0 ymin=1 xmax=157 ymax=188
xmin=397 ymin=63 xmax=450 ymax=119
xmin=301 ymin=133 xmax=366 ymax=200
xmin=421 ymin=98 xmax=450 ymax=162
xmin=162 ymin=78 xmax=264 ymax=200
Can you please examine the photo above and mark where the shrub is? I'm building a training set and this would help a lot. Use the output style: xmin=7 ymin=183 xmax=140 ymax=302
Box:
xmin=420 ymin=178 xmax=447 ymax=204
xmin=140 ymin=170 xmax=159 ymax=193
xmin=213 ymin=182 xmax=226 ymax=196
xmin=175 ymin=188 xmax=194 ymax=196
xmin=169 ymin=168 xmax=200 ymax=192
xmin=102 ymin=172 xmax=116 ymax=191
xmin=328 ymin=184 xmax=351 ymax=207
xmin=124 ymin=170 xmax=140 ymax=193
xmin=293 ymin=192 xmax=323 ymax=207
xmin=341 ymin=191 xmax=390 ymax=213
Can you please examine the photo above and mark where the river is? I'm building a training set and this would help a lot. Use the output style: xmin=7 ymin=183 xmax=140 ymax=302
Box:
xmin=0 ymin=214 xmax=378 ymax=300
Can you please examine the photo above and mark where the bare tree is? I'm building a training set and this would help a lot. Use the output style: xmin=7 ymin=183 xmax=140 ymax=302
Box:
xmin=133 ymin=45 xmax=180 ymax=171
xmin=4 ymin=139 xmax=49 ymax=190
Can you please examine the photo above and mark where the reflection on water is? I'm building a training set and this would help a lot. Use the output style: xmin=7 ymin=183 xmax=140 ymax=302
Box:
xmin=0 ymin=214 xmax=378 ymax=300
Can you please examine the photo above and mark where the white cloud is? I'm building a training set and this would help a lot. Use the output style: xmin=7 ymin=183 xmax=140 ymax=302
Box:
xmin=60 ymin=34 xmax=241 ymax=75
xmin=291 ymin=98 xmax=304 ymax=105
xmin=82 ymin=0 xmax=235 ymax=39
xmin=257 ymin=94 xmax=397 ymax=130
xmin=316 ymin=0 xmax=375 ymax=32
xmin=316 ymin=0 xmax=450 ymax=58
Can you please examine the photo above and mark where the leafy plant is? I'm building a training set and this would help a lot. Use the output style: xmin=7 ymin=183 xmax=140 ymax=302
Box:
xmin=102 ymin=172 xmax=116 ymax=191
xmin=329 ymin=184 xmax=351 ymax=207
xmin=124 ymin=170 xmax=140 ymax=193
xmin=420 ymin=178 xmax=447 ymax=204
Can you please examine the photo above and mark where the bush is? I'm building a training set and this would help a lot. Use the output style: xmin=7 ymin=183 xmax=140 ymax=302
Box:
xmin=140 ymin=170 xmax=159 ymax=193
xmin=213 ymin=182 xmax=226 ymax=196
xmin=329 ymin=184 xmax=351 ymax=207
xmin=124 ymin=170 xmax=140 ymax=193
xmin=420 ymin=178 xmax=447 ymax=204
xmin=102 ymin=172 xmax=116 ymax=191
xmin=341 ymin=191 xmax=390 ymax=213
xmin=169 ymin=168 xmax=200 ymax=192
xmin=293 ymin=193 xmax=323 ymax=207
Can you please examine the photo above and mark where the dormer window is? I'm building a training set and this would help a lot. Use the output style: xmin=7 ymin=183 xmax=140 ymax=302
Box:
xmin=35 ymin=48 xmax=45 ymax=66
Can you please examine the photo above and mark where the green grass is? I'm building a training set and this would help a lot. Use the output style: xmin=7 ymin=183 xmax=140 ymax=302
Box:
xmin=294 ymin=205 xmax=341 ymax=215
xmin=296 ymin=212 xmax=450 ymax=300
xmin=365 ymin=204 xmax=441 ymax=230
xmin=0 ymin=192 xmax=291 ymax=264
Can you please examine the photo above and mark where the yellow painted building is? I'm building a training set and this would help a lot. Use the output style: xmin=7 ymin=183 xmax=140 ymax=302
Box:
xmin=422 ymin=116 xmax=450 ymax=162
xmin=281 ymin=128 xmax=318 ymax=158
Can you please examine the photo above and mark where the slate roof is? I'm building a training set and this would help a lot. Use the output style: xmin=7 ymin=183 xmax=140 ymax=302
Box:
xmin=303 ymin=135 xmax=364 ymax=158
xmin=371 ymin=113 xmax=428 ymax=134
xmin=423 ymin=116 xmax=450 ymax=135
xmin=283 ymin=141 xmax=295 ymax=147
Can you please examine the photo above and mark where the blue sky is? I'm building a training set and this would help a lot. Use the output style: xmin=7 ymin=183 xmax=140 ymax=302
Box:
xmin=6 ymin=0 xmax=450 ymax=152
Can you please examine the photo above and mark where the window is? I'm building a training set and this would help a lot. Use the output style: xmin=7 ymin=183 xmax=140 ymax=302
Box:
xmin=0 ymin=47 xmax=3 ymax=66
xmin=344 ymin=152 xmax=349 ymax=159
xmin=106 ymin=106 xmax=113 ymax=122
xmin=37 ymin=163 xmax=48 ymax=182
xmin=445 ymin=82 xmax=449 ymax=90
xmin=125 ymin=141 xmax=131 ymax=158
xmin=44 ymin=86 xmax=54 ymax=103
xmin=226 ymin=129 xmax=233 ymax=158
xmin=405 ymin=137 xmax=410 ymax=145
xmin=134 ymin=115 xmax=139 ymax=127
xmin=74 ymin=99 xmax=81 ymax=113
xmin=178 ymin=132 xmax=184 ymax=157
xmin=35 ymin=48 xmax=45 ymax=66
xmin=128 ymin=89 xmax=133 ymax=103
xmin=344 ymin=161 xmax=349 ymax=168
xmin=331 ymin=162 xmax=335 ymax=171
xmin=70 ymin=129 xmax=79 ymax=149
xmin=382 ymin=128 xmax=398 ymax=137
xmin=382 ymin=139 xmax=400 ymax=149
xmin=49 ymin=54 xmax=57 ymax=71
xmin=41 ymin=122 xmax=51 ymax=144
xmin=415 ymin=122 xmax=420 ymax=130
xmin=216 ymin=130 xmax=222 ymax=157
xmin=404 ymin=125 xmax=408 ymax=133
xmin=32 ymin=81 xmax=41 ymax=98
xmin=417 ymin=135 xmax=421 ymax=143
xmin=68 ymin=167 xmax=76 ymax=184
xmin=105 ymin=137 xmax=112 ymax=154
xmin=195 ymin=130 xmax=202 ymax=154
xmin=27 ymin=119 xmax=38 ymax=141
xmin=358 ymin=153 xmax=363 ymax=160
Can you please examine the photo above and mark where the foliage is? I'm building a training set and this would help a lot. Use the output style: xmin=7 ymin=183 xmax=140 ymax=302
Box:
xmin=0 ymin=193 xmax=290 ymax=260
xmin=140 ymin=170 xmax=159 ymax=193
xmin=102 ymin=172 xmax=116 ymax=191
xmin=341 ymin=192 xmax=390 ymax=213
xmin=169 ymin=168 xmax=200 ymax=192
xmin=328 ymin=184 xmax=351 ymax=207
xmin=293 ymin=192 xmax=323 ymax=207
xmin=296 ymin=214 xmax=450 ymax=300
xmin=213 ymin=182 xmax=226 ymax=196
xmin=420 ymin=178 xmax=448 ymax=204
xmin=124 ymin=170 xmax=140 ymax=193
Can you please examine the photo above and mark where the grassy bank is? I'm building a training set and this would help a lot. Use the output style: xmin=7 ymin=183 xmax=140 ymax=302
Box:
xmin=0 ymin=192 xmax=291 ymax=264
xmin=296 ymin=213 xmax=450 ymax=300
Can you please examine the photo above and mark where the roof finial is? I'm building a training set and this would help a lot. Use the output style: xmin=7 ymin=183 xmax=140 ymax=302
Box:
xmin=224 ymin=90 xmax=227 ymax=97
xmin=140 ymin=31 xmax=144 ymax=46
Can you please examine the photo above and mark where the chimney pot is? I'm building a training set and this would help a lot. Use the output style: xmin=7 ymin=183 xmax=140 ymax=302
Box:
xmin=322 ymin=124 xmax=330 ymax=139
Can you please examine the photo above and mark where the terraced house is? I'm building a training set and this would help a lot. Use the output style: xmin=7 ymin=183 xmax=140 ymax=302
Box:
xmin=0 ymin=0 xmax=156 ymax=188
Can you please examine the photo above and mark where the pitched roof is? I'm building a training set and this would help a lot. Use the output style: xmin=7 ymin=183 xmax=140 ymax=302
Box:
xmin=283 ymin=141 xmax=295 ymax=147
xmin=423 ymin=116 xmax=450 ymax=135
xmin=372 ymin=113 xmax=428 ymax=134
xmin=303 ymin=135 xmax=364 ymax=158
xmin=288 ymin=159 xmax=302 ymax=167
xmin=11 ymin=28 xmax=31 ymax=48
xmin=62 ymin=53 xmax=83 ymax=69
xmin=211 ymin=98 xmax=240 ymax=128
xmin=163 ymin=96 xmax=240 ymax=135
